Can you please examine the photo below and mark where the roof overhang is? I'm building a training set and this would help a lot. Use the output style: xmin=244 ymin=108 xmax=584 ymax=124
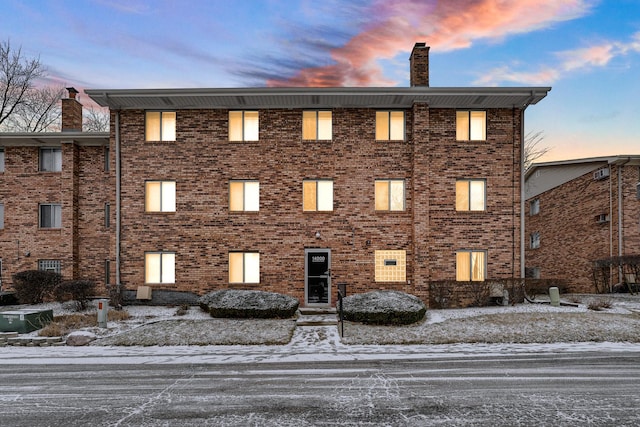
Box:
xmin=525 ymin=155 xmax=640 ymax=180
xmin=85 ymin=86 xmax=550 ymax=111
xmin=0 ymin=132 xmax=109 ymax=147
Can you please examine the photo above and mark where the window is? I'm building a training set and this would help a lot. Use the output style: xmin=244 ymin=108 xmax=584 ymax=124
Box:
xmin=104 ymin=146 xmax=110 ymax=172
xmin=0 ymin=148 xmax=4 ymax=172
xmin=105 ymin=203 xmax=110 ymax=228
xmin=229 ymin=181 xmax=259 ymax=212
xmin=456 ymin=111 xmax=486 ymax=141
xmin=39 ymin=204 xmax=61 ymax=228
xmin=530 ymin=198 xmax=540 ymax=216
xmin=303 ymin=111 xmax=332 ymax=140
xmin=145 ymin=111 xmax=176 ymax=141
xmin=105 ymin=259 xmax=111 ymax=285
xmin=145 ymin=181 xmax=176 ymax=212
xmin=0 ymin=203 xmax=3 ymax=229
xmin=229 ymin=111 xmax=259 ymax=141
xmin=375 ymin=250 xmax=406 ymax=282
xmin=376 ymin=111 xmax=405 ymax=140
xmin=145 ymin=252 xmax=175 ymax=284
xmin=229 ymin=252 xmax=260 ymax=284
xmin=303 ymin=180 xmax=333 ymax=211
xmin=530 ymin=232 xmax=540 ymax=249
xmin=456 ymin=250 xmax=486 ymax=281
xmin=375 ymin=179 xmax=405 ymax=211
xmin=525 ymin=267 xmax=541 ymax=279
xmin=38 ymin=259 xmax=61 ymax=274
xmin=39 ymin=148 xmax=62 ymax=172
xmin=456 ymin=179 xmax=486 ymax=211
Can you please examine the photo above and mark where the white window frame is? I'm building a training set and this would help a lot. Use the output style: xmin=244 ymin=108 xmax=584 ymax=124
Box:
xmin=145 ymin=181 xmax=176 ymax=213
xmin=530 ymin=232 xmax=540 ymax=249
xmin=530 ymin=198 xmax=540 ymax=216
xmin=229 ymin=252 xmax=260 ymax=284
xmin=145 ymin=252 xmax=175 ymax=284
xmin=229 ymin=180 xmax=259 ymax=212
xmin=375 ymin=179 xmax=405 ymax=211
xmin=145 ymin=111 xmax=176 ymax=141
xmin=303 ymin=179 xmax=334 ymax=212
xmin=39 ymin=148 xmax=62 ymax=172
xmin=456 ymin=179 xmax=486 ymax=211
xmin=303 ymin=110 xmax=332 ymax=140
xmin=375 ymin=111 xmax=405 ymax=141
xmin=456 ymin=110 xmax=486 ymax=141
xmin=39 ymin=203 xmax=61 ymax=228
xmin=456 ymin=250 xmax=486 ymax=282
xmin=229 ymin=111 xmax=259 ymax=141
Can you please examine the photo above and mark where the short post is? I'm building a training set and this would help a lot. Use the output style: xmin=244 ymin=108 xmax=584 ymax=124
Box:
xmin=97 ymin=299 xmax=109 ymax=328
xmin=549 ymin=287 xmax=560 ymax=307
xmin=337 ymin=283 xmax=347 ymax=338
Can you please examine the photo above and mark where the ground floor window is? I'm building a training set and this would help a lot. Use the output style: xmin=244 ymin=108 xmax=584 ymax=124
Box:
xmin=229 ymin=252 xmax=260 ymax=284
xmin=38 ymin=259 xmax=61 ymax=274
xmin=456 ymin=250 xmax=486 ymax=281
xmin=374 ymin=250 xmax=406 ymax=282
xmin=145 ymin=252 xmax=175 ymax=284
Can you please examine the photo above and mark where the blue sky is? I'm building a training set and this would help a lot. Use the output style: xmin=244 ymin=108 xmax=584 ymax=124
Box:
xmin=2 ymin=0 xmax=639 ymax=162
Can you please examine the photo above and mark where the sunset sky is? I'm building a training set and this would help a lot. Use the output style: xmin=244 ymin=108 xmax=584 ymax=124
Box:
xmin=1 ymin=0 xmax=638 ymax=162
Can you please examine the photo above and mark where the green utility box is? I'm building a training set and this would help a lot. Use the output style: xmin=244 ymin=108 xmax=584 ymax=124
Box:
xmin=0 ymin=309 xmax=54 ymax=333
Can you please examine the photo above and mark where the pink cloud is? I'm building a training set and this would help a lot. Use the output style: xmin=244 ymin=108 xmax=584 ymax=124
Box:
xmin=268 ymin=0 xmax=592 ymax=87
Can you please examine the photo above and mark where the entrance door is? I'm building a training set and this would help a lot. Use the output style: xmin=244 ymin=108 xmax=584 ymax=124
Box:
xmin=305 ymin=249 xmax=330 ymax=305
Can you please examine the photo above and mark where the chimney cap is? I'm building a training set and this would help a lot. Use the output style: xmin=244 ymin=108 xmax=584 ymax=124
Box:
xmin=66 ymin=87 xmax=79 ymax=99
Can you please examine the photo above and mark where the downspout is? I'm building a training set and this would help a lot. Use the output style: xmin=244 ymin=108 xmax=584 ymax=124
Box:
xmin=617 ymin=158 xmax=631 ymax=284
xmin=519 ymin=108 xmax=525 ymax=279
xmin=115 ymin=111 xmax=121 ymax=288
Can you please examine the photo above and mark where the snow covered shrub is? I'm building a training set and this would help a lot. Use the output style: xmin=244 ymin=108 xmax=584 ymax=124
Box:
xmin=53 ymin=279 xmax=96 ymax=311
xmin=12 ymin=270 xmax=62 ymax=304
xmin=342 ymin=290 xmax=426 ymax=325
xmin=198 ymin=289 xmax=299 ymax=319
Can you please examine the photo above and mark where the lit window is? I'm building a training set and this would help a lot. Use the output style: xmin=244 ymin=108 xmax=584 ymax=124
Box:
xmin=456 ymin=179 xmax=486 ymax=211
xmin=145 ymin=252 xmax=175 ymax=284
xmin=0 ymin=203 xmax=4 ymax=229
xmin=145 ymin=181 xmax=176 ymax=212
xmin=376 ymin=111 xmax=405 ymax=140
xmin=375 ymin=250 xmax=406 ymax=282
xmin=456 ymin=111 xmax=486 ymax=141
xmin=0 ymin=148 xmax=4 ymax=172
xmin=456 ymin=250 xmax=486 ymax=281
xmin=145 ymin=111 xmax=176 ymax=141
xmin=530 ymin=232 xmax=540 ymax=249
xmin=230 ymin=181 xmax=259 ymax=211
xmin=303 ymin=111 xmax=332 ymax=140
xmin=39 ymin=148 xmax=62 ymax=172
xmin=303 ymin=180 xmax=333 ymax=211
xmin=375 ymin=179 xmax=405 ymax=211
xmin=229 ymin=252 xmax=260 ymax=284
xmin=529 ymin=199 xmax=540 ymax=216
xmin=39 ymin=204 xmax=61 ymax=228
xmin=229 ymin=111 xmax=259 ymax=141
xmin=38 ymin=259 xmax=61 ymax=274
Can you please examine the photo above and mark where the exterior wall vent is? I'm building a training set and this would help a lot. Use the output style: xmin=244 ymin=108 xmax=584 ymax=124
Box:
xmin=593 ymin=168 xmax=610 ymax=180
xmin=596 ymin=213 xmax=610 ymax=224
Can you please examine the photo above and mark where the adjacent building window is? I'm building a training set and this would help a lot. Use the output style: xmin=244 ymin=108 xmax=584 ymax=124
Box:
xmin=229 ymin=111 xmax=259 ymax=141
xmin=456 ymin=179 xmax=486 ymax=211
xmin=303 ymin=111 xmax=332 ymax=140
xmin=303 ymin=180 xmax=333 ymax=211
xmin=530 ymin=232 xmax=540 ymax=249
xmin=39 ymin=204 xmax=61 ymax=228
xmin=375 ymin=250 xmax=406 ymax=282
xmin=456 ymin=111 xmax=486 ymax=141
xmin=375 ymin=179 xmax=405 ymax=211
xmin=39 ymin=148 xmax=62 ymax=172
xmin=229 ymin=252 xmax=260 ymax=284
xmin=145 ymin=252 xmax=175 ymax=284
xmin=530 ymin=198 xmax=540 ymax=216
xmin=230 ymin=181 xmax=259 ymax=211
xmin=145 ymin=181 xmax=176 ymax=212
xmin=456 ymin=250 xmax=486 ymax=281
xmin=0 ymin=148 xmax=4 ymax=172
xmin=38 ymin=259 xmax=61 ymax=274
xmin=0 ymin=203 xmax=4 ymax=229
xmin=145 ymin=111 xmax=176 ymax=141
xmin=376 ymin=111 xmax=405 ymax=140
xmin=104 ymin=203 xmax=111 ymax=228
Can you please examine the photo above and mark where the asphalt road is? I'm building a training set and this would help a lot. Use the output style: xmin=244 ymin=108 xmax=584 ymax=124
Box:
xmin=0 ymin=352 xmax=638 ymax=426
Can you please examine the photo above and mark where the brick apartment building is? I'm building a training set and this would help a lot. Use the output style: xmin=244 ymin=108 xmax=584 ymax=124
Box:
xmin=1 ymin=43 xmax=550 ymax=307
xmin=525 ymin=156 xmax=640 ymax=292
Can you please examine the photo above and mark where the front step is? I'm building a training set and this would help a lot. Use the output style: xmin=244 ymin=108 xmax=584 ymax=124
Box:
xmin=297 ymin=308 xmax=338 ymax=326
xmin=299 ymin=307 xmax=336 ymax=315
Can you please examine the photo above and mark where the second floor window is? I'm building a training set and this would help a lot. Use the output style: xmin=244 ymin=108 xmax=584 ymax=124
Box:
xmin=530 ymin=198 xmax=540 ymax=216
xmin=145 ymin=181 xmax=176 ymax=212
xmin=303 ymin=111 xmax=332 ymax=140
xmin=229 ymin=111 xmax=259 ymax=141
xmin=40 ymin=204 xmax=61 ymax=228
xmin=456 ymin=110 xmax=486 ymax=141
xmin=530 ymin=232 xmax=540 ymax=249
xmin=375 ymin=179 xmax=405 ymax=211
xmin=456 ymin=179 xmax=486 ymax=211
xmin=145 ymin=111 xmax=176 ymax=141
xmin=303 ymin=179 xmax=333 ymax=212
xmin=39 ymin=148 xmax=62 ymax=172
xmin=376 ymin=111 xmax=405 ymax=140
xmin=229 ymin=181 xmax=259 ymax=211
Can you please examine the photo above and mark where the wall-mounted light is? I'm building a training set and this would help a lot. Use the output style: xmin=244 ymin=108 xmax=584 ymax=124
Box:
xmin=315 ymin=231 xmax=321 ymax=239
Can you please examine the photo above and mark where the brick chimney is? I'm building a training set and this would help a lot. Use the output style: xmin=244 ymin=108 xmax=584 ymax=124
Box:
xmin=410 ymin=43 xmax=430 ymax=87
xmin=62 ymin=87 xmax=83 ymax=132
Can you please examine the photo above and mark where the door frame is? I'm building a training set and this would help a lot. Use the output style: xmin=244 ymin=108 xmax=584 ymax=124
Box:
xmin=304 ymin=248 xmax=331 ymax=306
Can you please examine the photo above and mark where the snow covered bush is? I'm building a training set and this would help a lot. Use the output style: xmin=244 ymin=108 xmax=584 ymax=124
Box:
xmin=198 ymin=289 xmax=299 ymax=319
xmin=342 ymin=290 xmax=426 ymax=325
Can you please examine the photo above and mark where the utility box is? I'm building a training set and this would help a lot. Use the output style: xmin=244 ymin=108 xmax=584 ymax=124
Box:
xmin=0 ymin=309 xmax=53 ymax=333
xmin=136 ymin=286 xmax=152 ymax=300
xmin=549 ymin=287 xmax=560 ymax=307
xmin=97 ymin=299 xmax=109 ymax=328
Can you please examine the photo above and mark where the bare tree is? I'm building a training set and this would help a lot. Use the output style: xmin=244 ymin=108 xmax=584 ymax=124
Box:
xmin=2 ymin=85 xmax=64 ymax=132
xmin=0 ymin=39 xmax=46 ymax=129
xmin=83 ymin=106 xmax=110 ymax=132
xmin=524 ymin=130 xmax=550 ymax=171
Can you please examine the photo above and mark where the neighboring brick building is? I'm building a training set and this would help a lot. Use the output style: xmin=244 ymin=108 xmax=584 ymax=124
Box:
xmin=525 ymin=156 xmax=640 ymax=292
xmin=1 ymin=43 xmax=550 ymax=307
